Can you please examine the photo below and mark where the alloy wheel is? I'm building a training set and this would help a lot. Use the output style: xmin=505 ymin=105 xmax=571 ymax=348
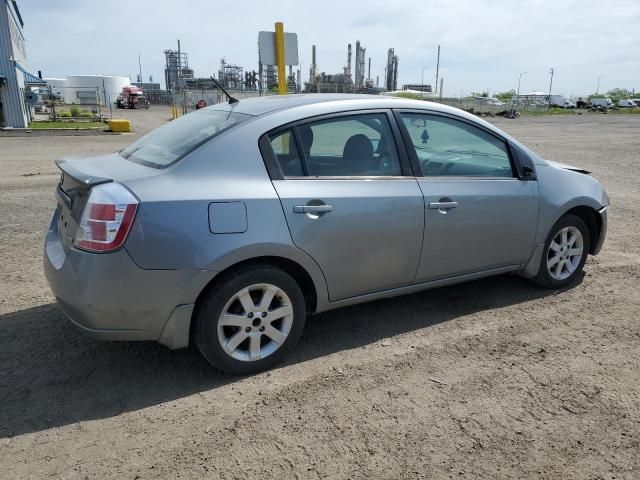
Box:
xmin=546 ymin=226 xmax=584 ymax=281
xmin=217 ymin=283 xmax=294 ymax=362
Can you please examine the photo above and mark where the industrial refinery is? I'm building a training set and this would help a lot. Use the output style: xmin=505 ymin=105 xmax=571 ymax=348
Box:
xmin=158 ymin=39 xmax=403 ymax=97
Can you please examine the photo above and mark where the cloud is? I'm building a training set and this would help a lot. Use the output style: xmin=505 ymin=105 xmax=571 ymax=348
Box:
xmin=18 ymin=0 xmax=640 ymax=96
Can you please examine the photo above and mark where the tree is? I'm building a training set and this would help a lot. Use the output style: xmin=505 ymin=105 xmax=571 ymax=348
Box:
xmin=605 ymin=88 xmax=633 ymax=103
xmin=495 ymin=89 xmax=516 ymax=102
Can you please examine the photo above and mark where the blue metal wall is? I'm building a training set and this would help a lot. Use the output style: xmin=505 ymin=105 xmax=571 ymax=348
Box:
xmin=0 ymin=0 xmax=28 ymax=128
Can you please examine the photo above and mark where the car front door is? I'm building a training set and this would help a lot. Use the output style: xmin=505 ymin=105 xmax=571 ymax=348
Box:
xmin=396 ymin=111 xmax=539 ymax=283
xmin=264 ymin=111 xmax=424 ymax=302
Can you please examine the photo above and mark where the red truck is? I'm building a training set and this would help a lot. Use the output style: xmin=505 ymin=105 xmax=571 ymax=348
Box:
xmin=116 ymin=85 xmax=149 ymax=109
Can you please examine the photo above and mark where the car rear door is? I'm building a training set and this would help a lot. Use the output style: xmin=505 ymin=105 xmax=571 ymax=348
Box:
xmin=262 ymin=111 xmax=425 ymax=302
xmin=395 ymin=110 xmax=539 ymax=282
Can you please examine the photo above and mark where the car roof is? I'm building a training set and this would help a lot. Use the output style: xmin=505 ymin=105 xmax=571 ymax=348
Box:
xmin=205 ymin=93 xmax=463 ymax=117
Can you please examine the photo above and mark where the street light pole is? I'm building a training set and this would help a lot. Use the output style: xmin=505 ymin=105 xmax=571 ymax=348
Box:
xmin=517 ymin=71 xmax=527 ymax=97
xmin=596 ymin=75 xmax=605 ymax=95
xmin=548 ymin=68 xmax=554 ymax=107
xmin=421 ymin=67 xmax=426 ymax=98
xmin=513 ymin=71 xmax=527 ymax=115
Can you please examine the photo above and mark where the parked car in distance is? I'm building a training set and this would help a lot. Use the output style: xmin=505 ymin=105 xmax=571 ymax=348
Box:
xmin=485 ymin=97 xmax=505 ymax=106
xmin=618 ymin=99 xmax=637 ymax=108
xmin=44 ymin=94 xmax=609 ymax=375
xmin=591 ymin=98 xmax=614 ymax=109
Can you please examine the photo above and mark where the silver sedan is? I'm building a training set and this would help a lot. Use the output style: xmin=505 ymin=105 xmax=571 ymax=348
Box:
xmin=44 ymin=94 xmax=608 ymax=374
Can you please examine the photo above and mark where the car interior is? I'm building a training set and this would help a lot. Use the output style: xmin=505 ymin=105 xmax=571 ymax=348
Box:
xmin=272 ymin=115 xmax=402 ymax=177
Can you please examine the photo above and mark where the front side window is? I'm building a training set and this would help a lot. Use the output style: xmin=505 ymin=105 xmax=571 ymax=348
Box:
xmin=121 ymin=109 xmax=250 ymax=168
xmin=399 ymin=113 xmax=513 ymax=177
xmin=299 ymin=113 xmax=402 ymax=177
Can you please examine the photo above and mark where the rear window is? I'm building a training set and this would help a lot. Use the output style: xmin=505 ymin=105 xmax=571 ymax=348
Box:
xmin=120 ymin=109 xmax=250 ymax=168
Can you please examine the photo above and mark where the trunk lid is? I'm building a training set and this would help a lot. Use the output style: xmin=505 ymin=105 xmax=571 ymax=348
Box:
xmin=54 ymin=152 xmax=160 ymax=250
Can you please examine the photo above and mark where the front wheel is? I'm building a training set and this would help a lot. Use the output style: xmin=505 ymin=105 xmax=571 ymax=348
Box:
xmin=194 ymin=266 xmax=306 ymax=375
xmin=534 ymin=214 xmax=590 ymax=288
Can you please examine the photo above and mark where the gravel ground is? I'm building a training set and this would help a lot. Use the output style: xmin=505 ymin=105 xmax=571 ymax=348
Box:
xmin=1 ymin=110 xmax=639 ymax=479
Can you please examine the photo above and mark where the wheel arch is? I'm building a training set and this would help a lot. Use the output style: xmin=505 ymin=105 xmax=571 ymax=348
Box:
xmin=558 ymin=204 xmax=603 ymax=254
xmin=189 ymin=253 xmax=326 ymax=346
xmin=197 ymin=255 xmax=319 ymax=312
xmin=522 ymin=201 xmax=604 ymax=279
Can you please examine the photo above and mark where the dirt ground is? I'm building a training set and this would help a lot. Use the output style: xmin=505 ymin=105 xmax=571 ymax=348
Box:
xmin=1 ymin=108 xmax=639 ymax=479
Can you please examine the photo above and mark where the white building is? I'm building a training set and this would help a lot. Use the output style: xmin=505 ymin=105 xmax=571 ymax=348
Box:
xmin=63 ymin=75 xmax=129 ymax=106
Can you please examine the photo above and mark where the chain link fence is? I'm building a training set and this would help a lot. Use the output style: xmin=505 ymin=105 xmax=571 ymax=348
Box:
xmin=32 ymin=86 xmax=105 ymax=121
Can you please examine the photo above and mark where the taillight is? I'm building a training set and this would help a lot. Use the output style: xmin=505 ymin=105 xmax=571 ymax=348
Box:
xmin=74 ymin=182 xmax=138 ymax=252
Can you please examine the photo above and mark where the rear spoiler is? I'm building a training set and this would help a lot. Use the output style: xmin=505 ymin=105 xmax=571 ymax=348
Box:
xmin=55 ymin=159 xmax=112 ymax=187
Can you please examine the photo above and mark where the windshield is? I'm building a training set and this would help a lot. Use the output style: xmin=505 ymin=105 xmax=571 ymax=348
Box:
xmin=120 ymin=109 xmax=250 ymax=168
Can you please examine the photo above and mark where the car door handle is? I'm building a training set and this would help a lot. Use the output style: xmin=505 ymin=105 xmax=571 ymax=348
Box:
xmin=293 ymin=204 xmax=333 ymax=213
xmin=428 ymin=201 xmax=459 ymax=209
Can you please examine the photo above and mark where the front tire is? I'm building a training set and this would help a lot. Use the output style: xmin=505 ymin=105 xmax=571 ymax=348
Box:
xmin=534 ymin=214 xmax=590 ymax=288
xmin=194 ymin=265 xmax=306 ymax=375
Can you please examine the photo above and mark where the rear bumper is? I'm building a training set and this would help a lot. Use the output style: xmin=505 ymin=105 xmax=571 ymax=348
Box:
xmin=43 ymin=214 xmax=212 ymax=348
xmin=592 ymin=206 xmax=608 ymax=255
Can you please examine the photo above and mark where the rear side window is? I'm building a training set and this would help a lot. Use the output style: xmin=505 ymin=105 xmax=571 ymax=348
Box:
xmin=121 ymin=109 xmax=250 ymax=168
xmin=268 ymin=129 xmax=304 ymax=176
xmin=399 ymin=113 xmax=513 ymax=177
xmin=298 ymin=113 xmax=402 ymax=177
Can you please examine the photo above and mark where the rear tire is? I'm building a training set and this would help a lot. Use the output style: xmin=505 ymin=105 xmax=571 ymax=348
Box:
xmin=533 ymin=214 xmax=590 ymax=288
xmin=194 ymin=265 xmax=306 ymax=375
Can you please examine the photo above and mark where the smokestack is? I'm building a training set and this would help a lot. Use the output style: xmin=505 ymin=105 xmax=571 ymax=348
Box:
xmin=355 ymin=41 xmax=360 ymax=87
xmin=386 ymin=48 xmax=395 ymax=91
xmin=311 ymin=45 xmax=317 ymax=82
xmin=347 ymin=44 xmax=352 ymax=79
xmin=367 ymin=58 xmax=371 ymax=81
xmin=435 ymin=45 xmax=441 ymax=94
xmin=394 ymin=56 xmax=398 ymax=91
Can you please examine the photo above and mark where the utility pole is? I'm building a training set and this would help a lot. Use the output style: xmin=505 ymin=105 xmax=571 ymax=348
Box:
xmin=421 ymin=67 xmax=426 ymax=98
xmin=596 ymin=75 xmax=605 ymax=95
xmin=138 ymin=53 xmax=143 ymax=85
xmin=513 ymin=71 xmax=527 ymax=116
xmin=517 ymin=71 xmax=527 ymax=97
xmin=434 ymin=45 xmax=440 ymax=94
xmin=548 ymin=68 xmax=554 ymax=107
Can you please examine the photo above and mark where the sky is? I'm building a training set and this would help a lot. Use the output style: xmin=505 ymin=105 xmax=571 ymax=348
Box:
xmin=17 ymin=0 xmax=640 ymax=97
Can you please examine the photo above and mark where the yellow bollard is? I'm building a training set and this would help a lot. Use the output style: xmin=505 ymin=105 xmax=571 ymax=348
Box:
xmin=108 ymin=119 xmax=131 ymax=132
xmin=275 ymin=22 xmax=287 ymax=95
